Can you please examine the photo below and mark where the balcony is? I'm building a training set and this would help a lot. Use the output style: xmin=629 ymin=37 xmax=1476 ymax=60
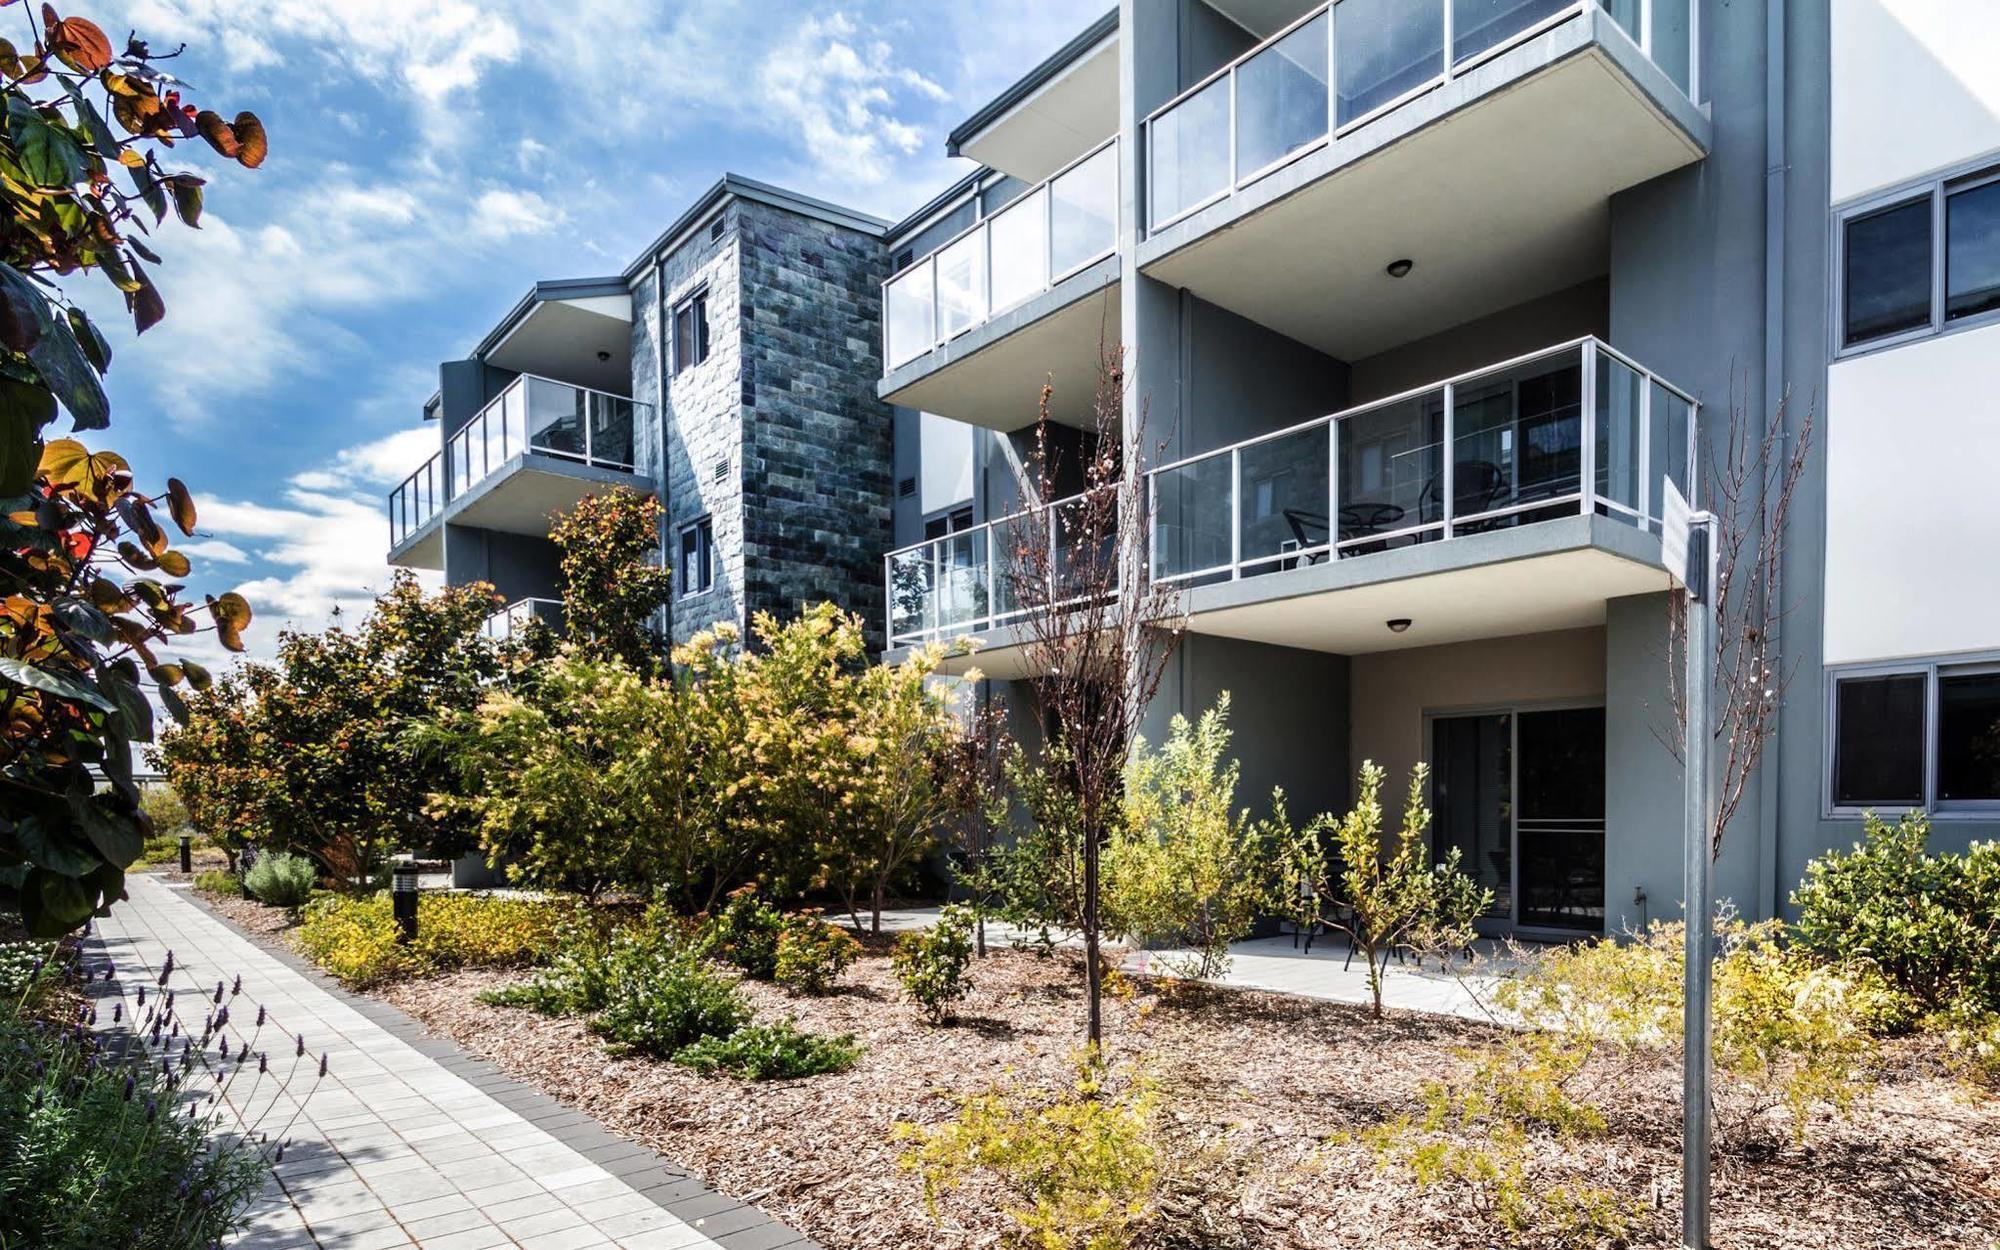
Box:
xmin=1137 ymin=0 xmax=1709 ymax=362
xmin=385 ymin=374 xmax=653 ymax=565
xmin=885 ymin=339 xmax=1694 ymax=665
xmin=880 ymin=139 xmax=1120 ymax=431
xmin=483 ymin=596 xmax=563 ymax=641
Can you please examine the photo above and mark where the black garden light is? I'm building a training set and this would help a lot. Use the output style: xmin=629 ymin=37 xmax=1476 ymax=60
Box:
xmin=391 ymin=862 xmax=420 ymax=945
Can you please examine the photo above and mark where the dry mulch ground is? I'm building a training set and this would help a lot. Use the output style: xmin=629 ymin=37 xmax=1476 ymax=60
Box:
xmin=204 ymin=895 xmax=2000 ymax=1250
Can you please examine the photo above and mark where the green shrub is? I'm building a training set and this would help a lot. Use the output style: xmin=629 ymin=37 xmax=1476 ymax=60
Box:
xmin=893 ymin=903 xmax=976 ymax=1024
xmin=480 ymin=905 xmax=628 ymax=1015
xmin=296 ymin=891 xmax=566 ymax=986
xmin=1793 ymin=812 xmax=2000 ymax=1017
xmin=192 ymin=868 xmax=240 ymax=898
xmin=591 ymin=942 xmax=750 ymax=1058
xmin=1 ymin=964 xmax=268 ymax=1249
xmin=898 ymin=1051 xmax=1158 ymax=1250
xmin=774 ymin=916 xmax=861 ymax=994
xmin=696 ymin=886 xmax=788 ymax=979
xmin=243 ymin=851 xmax=317 ymax=907
xmin=0 ymin=941 xmax=49 ymax=1000
xmin=673 ymin=1021 xmax=861 ymax=1080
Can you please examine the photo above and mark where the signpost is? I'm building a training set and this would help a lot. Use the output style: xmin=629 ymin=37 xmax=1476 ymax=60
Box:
xmin=1661 ymin=478 xmax=1715 ymax=1250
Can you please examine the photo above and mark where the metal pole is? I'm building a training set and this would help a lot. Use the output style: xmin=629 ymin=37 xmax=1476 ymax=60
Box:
xmin=178 ymin=833 xmax=192 ymax=874
xmin=1682 ymin=511 xmax=1716 ymax=1250
xmin=391 ymin=862 xmax=420 ymax=946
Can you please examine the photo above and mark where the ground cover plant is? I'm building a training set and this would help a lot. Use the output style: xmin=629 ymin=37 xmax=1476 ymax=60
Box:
xmin=295 ymin=891 xmax=565 ymax=986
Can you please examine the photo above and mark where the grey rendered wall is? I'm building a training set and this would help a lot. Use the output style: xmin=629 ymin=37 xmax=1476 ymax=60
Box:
xmin=439 ymin=525 xmax=561 ymax=605
xmin=1146 ymin=633 xmax=1352 ymax=830
xmin=737 ymin=199 xmax=894 ymax=649
xmin=1180 ymin=293 xmax=1350 ymax=460
xmin=1346 ymin=279 xmax=1608 ymax=405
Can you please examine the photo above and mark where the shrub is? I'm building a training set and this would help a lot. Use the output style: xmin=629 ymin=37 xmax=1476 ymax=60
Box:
xmin=192 ymin=869 xmax=241 ymax=898
xmin=1793 ymin=812 xmax=2000 ymax=1017
xmin=479 ymin=905 xmax=631 ymax=1015
xmin=894 ymin=904 xmax=977 ymax=1024
xmin=2 ymin=963 xmax=269 ymax=1249
xmin=296 ymin=892 xmax=565 ymax=986
xmin=0 ymin=941 xmax=48 ymax=999
xmin=591 ymin=943 xmax=751 ymax=1058
xmin=775 ymin=916 xmax=861 ymax=994
xmin=672 ymin=1021 xmax=861 ymax=1080
xmin=898 ymin=1051 xmax=1159 ymax=1250
xmin=696 ymin=886 xmax=788 ymax=979
xmin=243 ymin=851 xmax=317 ymax=908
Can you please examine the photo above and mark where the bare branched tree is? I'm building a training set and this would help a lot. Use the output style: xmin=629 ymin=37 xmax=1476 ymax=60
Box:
xmin=1664 ymin=380 xmax=1817 ymax=858
xmin=1000 ymin=344 xmax=1186 ymax=1045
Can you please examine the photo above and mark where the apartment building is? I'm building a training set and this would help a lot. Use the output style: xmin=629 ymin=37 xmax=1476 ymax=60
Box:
xmin=385 ymin=177 xmax=895 ymax=651
xmin=879 ymin=0 xmax=2000 ymax=936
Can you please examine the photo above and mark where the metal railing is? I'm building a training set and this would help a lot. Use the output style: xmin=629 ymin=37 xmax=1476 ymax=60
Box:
xmin=483 ymin=597 xmax=563 ymax=641
xmin=883 ymin=137 xmax=1120 ymax=371
xmin=386 ymin=374 xmax=650 ymax=548
xmin=883 ymin=489 xmax=1119 ymax=648
xmin=1144 ymin=0 xmax=1697 ymax=231
xmin=1146 ymin=337 xmax=1695 ymax=584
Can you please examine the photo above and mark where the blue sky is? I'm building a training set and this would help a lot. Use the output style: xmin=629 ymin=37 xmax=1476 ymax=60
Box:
xmin=72 ymin=0 xmax=1091 ymax=666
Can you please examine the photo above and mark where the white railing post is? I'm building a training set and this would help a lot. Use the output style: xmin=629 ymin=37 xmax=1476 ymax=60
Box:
xmin=1640 ymin=0 xmax=1654 ymax=56
xmin=1441 ymin=382 xmax=1456 ymax=537
xmin=1441 ymin=0 xmax=1454 ymax=78
xmin=1327 ymin=415 xmax=1340 ymax=562
xmin=1227 ymin=66 xmax=1239 ymax=188
xmin=1229 ymin=447 xmax=1242 ymax=578
xmin=1638 ymin=360 xmax=1652 ymax=527
xmin=1580 ymin=341 xmax=1599 ymax=521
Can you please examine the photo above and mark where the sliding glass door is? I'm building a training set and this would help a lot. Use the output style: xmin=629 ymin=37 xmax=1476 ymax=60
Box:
xmin=1430 ymin=705 xmax=1605 ymax=934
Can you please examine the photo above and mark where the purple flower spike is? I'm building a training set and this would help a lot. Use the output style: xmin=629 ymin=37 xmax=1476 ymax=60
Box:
xmin=258 ymin=1053 xmax=268 ymax=1074
xmin=122 ymin=1074 xmax=134 ymax=1101
xmin=255 ymin=1006 xmax=266 ymax=1028
xmin=273 ymin=1141 xmax=286 ymax=1164
xmin=318 ymin=1053 xmax=328 ymax=1078
xmin=218 ymin=1036 xmax=229 ymax=1060
xmin=136 ymin=987 xmax=146 ymax=1007
xmin=102 ymin=966 xmax=114 ymax=983
xmin=112 ymin=1003 xmax=122 ymax=1024
xmin=295 ymin=1034 xmax=304 ymax=1058
xmin=213 ymin=981 xmax=224 ymax=1005
xmin=146 ymin=1099 xmax=157 ymax=1122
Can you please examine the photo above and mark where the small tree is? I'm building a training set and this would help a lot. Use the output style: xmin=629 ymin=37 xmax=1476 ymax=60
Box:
xmin=550 ymin=488 xmax=672 ymax=673
xmin=1105 ymin=695 xmax=1280 ymax=979
xmin=1298 ymin=761 xmax=1491 ymax=1019
xmin=1000 ymin=348 xmax=1185 ymax=1044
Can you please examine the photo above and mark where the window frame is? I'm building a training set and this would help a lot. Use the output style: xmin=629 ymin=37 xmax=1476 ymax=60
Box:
xmin=1833 ymin=152 xmax=2000 ymax=359
xmin=677 ymin=515 xmax=714 ymax=599
xmin=1824 ymin=653 xmax=2000 ymax=818
xmin=672 ymin=287 xmax=710 ymax=376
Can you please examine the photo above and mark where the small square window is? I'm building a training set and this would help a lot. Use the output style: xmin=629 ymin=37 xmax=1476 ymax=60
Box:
xmin=1946 ymin=178 xmax=2000 ymax=323
xmin=1938 ymin=669 xmax=2000 ymax=803
xmin=673 ymin=292 xmax=710 ymax=375
xmin=1832 ymin=673 xmax=1926 ymax=807
xmin=678 ymin=517 xmax=714 ymax=597
xmin=1843 ymin=197 xmax=1933 ymax=348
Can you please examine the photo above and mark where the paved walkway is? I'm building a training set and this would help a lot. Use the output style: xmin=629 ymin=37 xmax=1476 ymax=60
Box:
xmin=870 ymin=907 xmax=1516 ymax=1022
xmin=87 ymin=876 xmax=805 ymax=1250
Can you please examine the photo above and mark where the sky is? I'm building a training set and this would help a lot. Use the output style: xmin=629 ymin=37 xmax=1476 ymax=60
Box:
xmin=65 ymin=0 xmax=1096 ymax=670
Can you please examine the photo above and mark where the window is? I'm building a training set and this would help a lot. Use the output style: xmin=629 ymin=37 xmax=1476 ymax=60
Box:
xmin=922 ymin=505 xmax=975 ymax=542
xmin=678 ymin=517 xmax=714 ymax=596
xmin=1828 ymin=659 xmax=2000 ymax=813
xmin=673 ymin=291 xmax=709 ymax=375
xmin=1839 ymin=163 xmax=2000 ymax=351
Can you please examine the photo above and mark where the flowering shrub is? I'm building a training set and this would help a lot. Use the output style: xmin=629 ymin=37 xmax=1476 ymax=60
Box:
xmin=590 ymin=943 xmax=750 ymax=1059
xmin=672 ymin=1020 xmax=861 ymax=1080
xmin=243 ymin=852 xmax=317 ymax=908
xmin=696 ymin=886 xmax=788 ymax=979
xmin=774 ymin=917 xmax=861 ymax=994
xmin=898 ymin=1050 xmax=1159 ymax=1250
xmin=295 ymin=892 xmax=565 ymax=986
xmin=893 ymin=904 xmax=977 ymax=1024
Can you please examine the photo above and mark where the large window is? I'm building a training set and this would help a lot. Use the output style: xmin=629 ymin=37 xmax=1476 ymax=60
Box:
xmin=1829 ymin=660 xmax=2000 ymax=813
xmin=1839 ymin=164 xmax=2000 ymax=351
xmin=678 ymin=516 xmax=714 ymax=597
xmin=673 ymin=290 xmax=710 ymax=375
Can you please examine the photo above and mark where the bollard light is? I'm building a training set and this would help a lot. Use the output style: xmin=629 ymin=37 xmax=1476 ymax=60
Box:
xmin=178 ymin=834 xmax=192 ymax=874
xmin=391 ymin=863 xmax=419 ymax=945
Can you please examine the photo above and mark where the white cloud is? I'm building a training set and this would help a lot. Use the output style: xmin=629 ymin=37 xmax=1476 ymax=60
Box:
xmin=470 ymin=188 xmax=565 ymax=240
xmin=177 ymin=539 xmax=251 ymax=565
xmin=757 ymin=12 xmax=948 ymax=187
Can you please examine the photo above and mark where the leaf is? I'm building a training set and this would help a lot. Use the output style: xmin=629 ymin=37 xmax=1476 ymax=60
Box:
xmin=48 ymin=15 xmax=112 ymax=74
xmin=65 ymin=306 xmax=109 ymax=372
xmin=165 ymin=172 xmax=202 ymax=228
xmin=0 ymin=261 xmax=47 ymax=353
xmin=128 ymin=159 xmax=165 ymax=223
xmin=0 ymin=377 xmax=51 ymax=494
xmin=22 ymin=867 xmax=98 ymax=936
xmin=102 ymin=667 xmax=151 ymax=742
xmin=194 ymin=109 xmax=237 ymax=160
xmin=208 ymin=590 xmax=251 ymax=651
xmin=40 ymin=438 xmax=126 ymax=496
xmin=165 ymin=476 xmax=195 ymax=533
xmin=14 ymin=814 xmax=99 ymax=877
xmin=156 ymin=547 xmax=189 ymax=576
xmin=149 ymin=661 xmax=182 ymax=685
xmin=27 ymin=314 xmax=110 ymax=428
xmin=182 ymin=660 xmax=211 ymax=691
xmin=232 ymin=111 xmax=267 ymax=168
xmin=158 ymin=676 xmax=186 ymax=725
xmin=116 ymin=495 xmax=165 ymax=554
xmin=0 ymin=654 xmax=115 ymax=710
xmin=7 ymin=95 xmax=87 ymax=187
xmin=128 ymin=266 xmax=164 ymax=335
xmin=52 ymin=595 xmax=113 ymax=642
xmin=71 ymin=90 xmax=119 ymax=156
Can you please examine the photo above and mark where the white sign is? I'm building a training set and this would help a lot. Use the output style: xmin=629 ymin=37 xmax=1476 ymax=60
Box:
xmin=1660 ymin=477 xmax=1691 ymax=587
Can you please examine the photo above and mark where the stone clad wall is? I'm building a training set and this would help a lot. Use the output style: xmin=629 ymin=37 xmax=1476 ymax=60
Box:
xmin=736 ymin=200 xmax=893 ymax=650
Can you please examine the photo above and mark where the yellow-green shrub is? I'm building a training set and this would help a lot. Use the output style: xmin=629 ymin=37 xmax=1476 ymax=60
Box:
xmin=897 ymin=1050 xmax=1158 ymax=1250
xmin=296 ymin=892 xmax=566 ymax=986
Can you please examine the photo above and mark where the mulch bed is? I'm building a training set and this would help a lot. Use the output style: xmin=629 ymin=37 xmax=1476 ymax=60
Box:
xmin=204 ymin=894 xmax=2000 ymax=1249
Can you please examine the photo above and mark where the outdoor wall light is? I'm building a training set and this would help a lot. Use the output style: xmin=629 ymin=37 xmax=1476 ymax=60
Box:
xmin=1385 ymin=258 xmax=1414 ymax=278
xmin=1386 ymin=618 xmax=1412 ymax=633
xmin=596 ymin=350 xmax=612 ymax=363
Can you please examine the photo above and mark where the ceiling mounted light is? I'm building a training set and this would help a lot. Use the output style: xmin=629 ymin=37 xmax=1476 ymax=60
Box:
xmin=1386 ymin=618 xmax=1412 ymax=634
xmin=1385 ymin=258 xmax=1414 ymax=279
xmin=596 ymin=350 xmax=612 ymax=363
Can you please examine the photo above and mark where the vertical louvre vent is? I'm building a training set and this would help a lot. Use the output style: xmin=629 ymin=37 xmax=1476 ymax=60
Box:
xmin=710 ymin=217 xmax=725 ymax=243
xmin=898 ymin=477 xmax=917 ymax=498
xmin=712 ymin=458 xmax=730 ymax=484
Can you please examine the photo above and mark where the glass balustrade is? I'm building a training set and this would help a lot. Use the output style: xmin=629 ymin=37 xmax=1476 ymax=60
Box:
xmin=1145 ymin=338 xmax=1695 ymax=585
xmin=1144 ymin=0 xmax=1698 ymax=230
xmin=883 ymin=138 xmax=1120 ymax=371
xmin=388 ymin=454 xmax=443 ymax=547
xmin=482 ymin=597 xmax=563 ymax=641
xmin=884 ymin=493 xmax=1121 ymax=648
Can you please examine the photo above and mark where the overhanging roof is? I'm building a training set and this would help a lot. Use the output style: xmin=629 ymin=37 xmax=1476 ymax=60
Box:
xmin=945 ymin=9 xmax=1118 ymax=158
xmin=620 ymin=173 xmax=891 ymax=281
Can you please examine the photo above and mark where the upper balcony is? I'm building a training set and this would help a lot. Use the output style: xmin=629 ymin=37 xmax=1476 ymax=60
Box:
xmin=1138 ymin=0 xmax=1709 ymax=362
xmin=483 ymin=596 xmax=564 ymax=641
xmin=886 ymin=337 xmax=1693 ymax=669
xmin=879 ymin=139 xmax=1120 ymax=432
xmin=386 ymin=374 xmax=652 ymax=568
